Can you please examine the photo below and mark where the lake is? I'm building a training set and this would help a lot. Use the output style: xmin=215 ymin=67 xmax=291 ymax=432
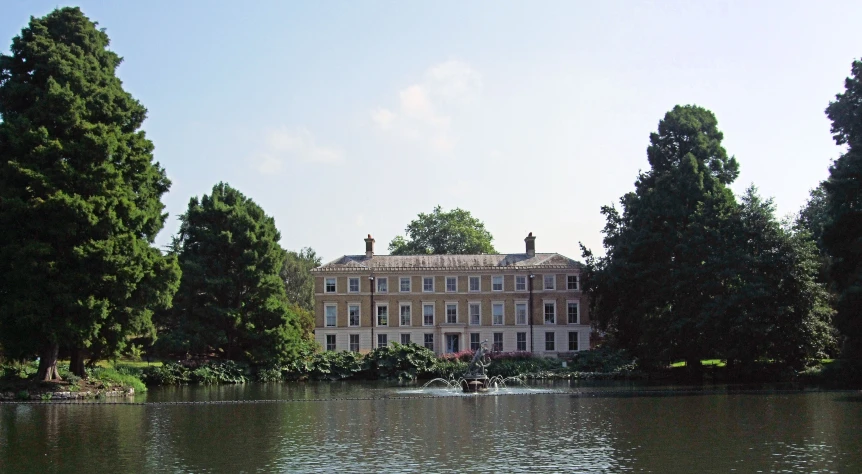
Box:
xmin=1 ymin=381 xmax=860 ymax=472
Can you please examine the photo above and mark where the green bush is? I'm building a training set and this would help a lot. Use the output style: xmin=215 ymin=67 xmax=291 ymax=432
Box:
xmin=141 ymin=363 xmax=191 ymax=385
xmin=568 ymin=347 xmax=638 ymax=374
xmin=431 ymin=359 xmax=467 ymax=379
xmin=364 ymin=343 xmax=437 ymax=381
xmin=142 ymin=361 xmax=248 ymax=386
xmin=86 ymin=367 xmax=147 ymax=393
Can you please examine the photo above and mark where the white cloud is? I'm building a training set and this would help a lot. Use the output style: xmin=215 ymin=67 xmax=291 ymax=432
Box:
xmin=370 ymin=60 xmax=482 ymax=152
xmin=252 ymin=127 xmax=343 ymax=173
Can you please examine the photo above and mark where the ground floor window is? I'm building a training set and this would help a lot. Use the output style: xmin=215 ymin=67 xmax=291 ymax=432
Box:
xmin=377 ymin=333 xmax=388 ymax=348
xmin=326 ymin=334 xmax=336 ymax=351
xmin=545 ymin=332 xmax=555 ymax=351
xmin=470 ymin=333 xmax=480 ymax=351
xmin=493 ymin=332 xmax=503 ymax=352
xmin=349 ymin=334 xmax=359 ymax=352
xmin=424 ymin=333 xmax=434 ymax=350
xmin=517 ymin=332 xmax=527 ymax=351
xmin=568 ymin=331 xmax=579 ymax=351
xmin=445 ymin=334 xmax=460 ymax=353
xmin=401 ymin=333 xmax=411 ymax=345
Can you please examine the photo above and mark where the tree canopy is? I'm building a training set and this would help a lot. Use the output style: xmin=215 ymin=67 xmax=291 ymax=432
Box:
xmin=157 ymin=183 xmax=307 ymax=364
xmin=0 ymin=7 xmax=180 ymax=380
xmin=388 ymin=206 xmax=496 ymax=255
xmin=281 ymin=247 xmax=321 ymax=313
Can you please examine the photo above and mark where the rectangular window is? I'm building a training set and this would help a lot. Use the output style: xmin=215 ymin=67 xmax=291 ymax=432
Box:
xmin=325 ymin=278 xmax=336 ymax=293
xmin=377 ymin=333 xmax=388 ymax=348
xmin=349 ymin=334 xmax=359 ymax=352
xmin=469 ymin=303 xmax=481 ymax=325
xmin=544 ymin=302 xmax=556 ymax=324
xmin=545 ymin=332 xmax=555 ymax=351
xmin=515 ymin=275 xmax=527 ymax=291
xmin=424 ymin=333 xmax=434 ymax=350
xmin=348 ymin=277 xmax=359 ymax=293
xmin=492 ymin=276 xmax=503 ymax=291
xmin=568 ymin=332 xmax=579 ymax=351
xmin=401 ymin=333 xmax=411 ymax=345
xmin=568 ymin=302 xmax=579 ymax=324
xmin=377 ymin=277 xmax=388 ymax=293
xmin=348 ymin=305 xmax=360 ymax=327
xmin=492 ymin=303 xmax=504 ymax=325
xmin=423 ymin=304 xmax=434 ymax=326
xmin=400 ymin=304 xmax=411 ymax=326
xmin=446 ymin=276 xmax=457 ymax=292
xmin=493 ymin=333 xmax=503 ymax=352
xmin=326 ymin=334 xmax=336 ymax=351
xmin=567 ymin=275 xmax=579 ymax=291
xmin=469 ymin=276 xmax=480 ymax=292
xmin=446 ymin=303 xmax=457 ymax=323
xmin=377 ymin=305 xmax=388 ymax=326
xmin=517 ymin=332 xmax=527 ymax=351
xmin=325 ymin=305 xmax=337 ymax=327
xmin=515 ymin=303 xmax=528 ymax=325
xmin=470 ymin=333 xmax=480 ymax=351
xmin=544 ymin=275 xmax=555 ymax=290
xmin=423 ymin=276 xmax=434 ymax=292
xmin=400 ymin=277 xmax=411 ymax=292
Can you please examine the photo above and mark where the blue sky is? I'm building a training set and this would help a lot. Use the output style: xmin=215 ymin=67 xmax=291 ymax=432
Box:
xmin=2 ymin=1 xmax=860 ymax=262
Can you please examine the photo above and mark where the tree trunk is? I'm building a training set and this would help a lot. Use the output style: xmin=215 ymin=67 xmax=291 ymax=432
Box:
xmin=37 ymin=342 xmax=60 ymax=381
xmin=70 ymin=348 xmax=86 ymax=378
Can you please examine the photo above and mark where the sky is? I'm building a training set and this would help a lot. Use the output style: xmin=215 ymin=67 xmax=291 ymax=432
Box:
xmin=2 ymin=1 xmax=860 ymax=263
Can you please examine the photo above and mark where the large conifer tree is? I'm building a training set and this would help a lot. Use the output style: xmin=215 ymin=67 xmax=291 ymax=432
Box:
xmin=0 ymin=8 xmax=180 ymax=379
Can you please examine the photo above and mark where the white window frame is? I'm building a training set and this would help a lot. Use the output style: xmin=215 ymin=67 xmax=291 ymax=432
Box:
xmin=516 ymin=332 xmax=527 ymax=351
xmin=445 ymin=276 xmax=457 ymax=293
xmin=567 ymin=274 xmax=579 ymax=291
xmin=325 ymin=334 xmax=337 ymax=351
xmin=567 ymin=300 xmax=580 ymax=325
xmin=545 ymin=332 xmax=555 ymax=351
xmin=468 ymin=302 xmax=481 ymax=326
xmin=515 ymin=275 xmax=527 ymax=292
xmin=544 ymin=300 xmax=556 ymax=324
xmin=399 ymin=302 xmax=412 ymax=327
xmin=470 ymin=333 xmax=481 ymax=351
xmin=325 ymin=277 xmax=336 ymax=294
xmin=400 ymin=276 xmax=411 ymax=293
xmin=468 ymin=275 xmax=480 ymax=292
xmin=422 ymin=303 xmax=435 ymax=326
xmin=348 ymin=303 xmax=361 ymax=327
xmin=376 ymin=303 xmax=389 ymax=327
xmin=324 ymin=304 xmax=337 ymax=327
xmin=423 ymin=276 xmax=434 ymax=293
xmin=492 ymin=302 xmax=504 ymax=326
xmin=377 ymin=333 xmax=388 ymax=349
xmin=515 ymin=301 xmax=528 ymax=325
xmin=348 ymin=277 xmax=360 ymax=293
xmin=544 ymin=274 xmax=555 ymax=291
xmin=349 ymin=334 xmax=360 ymax=352
xmin=493 ymin=332 xmax=504 ymax=352
xmin=492 ymin=275 xmax=503 ymax=292
xmin=445 ymin=302 xmax=458 ymax=324
xmin=377 ymin=277 xmax=388 ymax=293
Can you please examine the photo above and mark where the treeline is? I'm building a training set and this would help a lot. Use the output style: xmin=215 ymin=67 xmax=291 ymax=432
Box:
xmin=582 ymin=65 xmax=862 ymax=373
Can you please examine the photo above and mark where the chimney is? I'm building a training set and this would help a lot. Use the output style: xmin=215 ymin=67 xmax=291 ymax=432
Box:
xmin=525 ymin=232 xmax=536 ymax=257
xmin=364 ymin=234 xmax=375 ymax=258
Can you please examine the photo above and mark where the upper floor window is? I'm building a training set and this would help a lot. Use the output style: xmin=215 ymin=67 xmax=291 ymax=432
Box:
xmin=445 ymin=277 xmax=457 ymax=292
xmin=446 ymin=303 xmax=457 ymax=323
xmin=400 ymin=277 xmax=411 ymax=292
xmin=515 ymin=303 xmax=528 ymax=325
xmin=568 ymin=302 xmax=579 ymax=324
xmin=325 ymin=305 xmax=337 ymax=327
xmin=348 ymin=277 xmax=359 ymax=293
xmin=492 ymin=276 xmax=503 ymax=291
xmin=376 ymin=304 xmax=388 ymax=326
xmin=544 ymin=302 xmax=556 ymax=324
xmin=492 ymin=303 xmax=504 ymax=325
xmin=544 ymin=275 xmax=555 ymax=290
xmin=400 ymin=304 xmax=411 ymax=326
xmin=377 ymin=277 xmax=388 ymax=293
xmin=469 ymin=303 xmax=481 ymax=325
xmin=567 ymin=275 xmax=579 ymax=290
xmin=423 ymin=304 xmax=434 ymax=326
xmin=515 ymin=275 xmax=527 ymax=291
xmin=325 ymin=278 xmax=336 ymax=293
xmin=423 ymin=277 xmax=434 ymax=292
xmin=469 ymin=276 xmax=480 ymax=292
xmin=348 ymin=305 xmax=360 ymax=327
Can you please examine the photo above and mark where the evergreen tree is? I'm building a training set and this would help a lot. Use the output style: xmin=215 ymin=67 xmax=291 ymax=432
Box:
xmin=160 ymin=183 xmax=305 ymax=364
xmin=0 ymin=8 xmax=180 ymax=380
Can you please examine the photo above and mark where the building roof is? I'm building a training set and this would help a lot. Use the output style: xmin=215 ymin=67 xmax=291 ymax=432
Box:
xmin=311 ymin=253 xmax=582 ymax=273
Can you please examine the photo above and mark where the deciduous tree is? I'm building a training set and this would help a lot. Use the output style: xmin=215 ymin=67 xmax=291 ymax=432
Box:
xmin=388 ymin=206 xmax=496 ymax=255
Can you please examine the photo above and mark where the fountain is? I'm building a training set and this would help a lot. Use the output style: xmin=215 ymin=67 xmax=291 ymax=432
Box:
xmin=461 ymin=340 xmax=492 ymax=392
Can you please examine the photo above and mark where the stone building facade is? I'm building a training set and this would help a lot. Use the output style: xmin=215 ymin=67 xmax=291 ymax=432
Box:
xmin=311 ymin=233 xmax=590 ymax=356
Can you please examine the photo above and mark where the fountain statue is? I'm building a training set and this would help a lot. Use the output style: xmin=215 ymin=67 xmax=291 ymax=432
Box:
xmin=461 ymin=340 xmax=492 ymax=392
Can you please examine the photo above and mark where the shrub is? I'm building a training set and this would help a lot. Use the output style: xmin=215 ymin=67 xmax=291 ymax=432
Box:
xmin=141 ymin=363 xmax=190 ymax=386
xmin=86 ymin=367 xmax=147 ymax=393
xmin=364 ymin=343 xmax=437 ymax=381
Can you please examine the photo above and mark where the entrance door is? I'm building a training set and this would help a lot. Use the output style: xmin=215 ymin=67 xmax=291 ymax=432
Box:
xmin=445 ymin=334 xmax=460 ymax=353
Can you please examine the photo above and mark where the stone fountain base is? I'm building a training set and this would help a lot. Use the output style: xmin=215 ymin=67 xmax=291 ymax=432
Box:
xmin=460 ymin=375 xmax=490 ymax=393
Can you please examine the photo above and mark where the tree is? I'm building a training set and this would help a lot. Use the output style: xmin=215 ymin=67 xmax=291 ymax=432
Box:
xmin=0 ymin=8 xmax=180 ymax=380
xmin=388 ymin=206 xmax=497 ymax=255
xmin=281 ymin=247 xmax=321 ymax=312
xmin=822 ymin=60 xmax=862 ymax=357
xmin=158 ymin=183 xmax=306 ymax=364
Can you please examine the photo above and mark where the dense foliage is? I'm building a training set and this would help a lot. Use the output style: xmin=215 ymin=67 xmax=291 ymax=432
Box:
xmin=0 ymin=7 xmax=180 ymax=380
xmin=156 ymin=183 xmax=306 ymax=364
xmin=281 ymin=247 xmax=321 ymax=313
xmin=388 ymin=205 xmax=497 ymax=255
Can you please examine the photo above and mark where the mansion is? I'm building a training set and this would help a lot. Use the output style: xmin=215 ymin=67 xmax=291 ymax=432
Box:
xmin=311 ymin=233 xmax=589 ymax=356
